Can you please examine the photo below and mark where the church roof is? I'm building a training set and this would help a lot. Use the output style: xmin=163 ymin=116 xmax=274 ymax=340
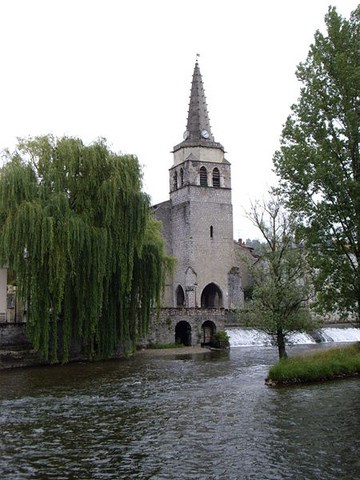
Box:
xmin=173 ymin=61 xmax=224 ymax=152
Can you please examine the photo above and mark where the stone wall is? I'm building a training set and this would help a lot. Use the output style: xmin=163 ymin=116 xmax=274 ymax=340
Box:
xmin=169 ymin=183 xmax=236 ymax=310
xmin=0 ymin=322 xmax=30 ymax=347
xmin=142 ymin=307 xmax=227 ymax=347
xmin=0 ymin=309 xmax=227 ymax=350
xmin=152 ymin=200 xmax=173 ymax=306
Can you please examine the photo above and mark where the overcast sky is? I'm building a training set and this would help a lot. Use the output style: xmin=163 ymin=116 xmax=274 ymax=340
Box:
xmin=0 ymin=0 xmax=357 ymax=240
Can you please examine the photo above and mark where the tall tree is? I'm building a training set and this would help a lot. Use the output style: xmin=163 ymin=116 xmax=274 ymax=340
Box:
xmin=0 ymin=135 xmax=169 ymax=362
xmin=239 ymin=195 xmax=313 ymax=359
xmin=273 ymin=6 xmax=360 ymax=319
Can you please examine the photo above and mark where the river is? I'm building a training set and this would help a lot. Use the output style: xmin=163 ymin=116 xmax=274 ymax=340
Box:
xmin=1 ymin=342 xmax=360 ymax=479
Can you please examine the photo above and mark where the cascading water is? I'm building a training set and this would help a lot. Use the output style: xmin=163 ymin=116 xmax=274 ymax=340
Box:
xmin=226 ymin=327 xmax=360 ymax=347
xmin=320 ymin=327 xmax=360 ymax=343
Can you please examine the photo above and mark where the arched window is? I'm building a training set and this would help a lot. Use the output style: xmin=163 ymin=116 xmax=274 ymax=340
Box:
xmin=176 ymin=285 xmax=185 ymax=307
xmin=212 ymin=168 xmax=220 ymax=188
xmin=173 ymin=171 xmax=178 ymax=190
xmin=180 ymin=168 xmax=184 ymax=187
xmin=200 ymin=166 xmax=208 ymax=186
xmin=210 ymin=225 xmax=214 ymax=238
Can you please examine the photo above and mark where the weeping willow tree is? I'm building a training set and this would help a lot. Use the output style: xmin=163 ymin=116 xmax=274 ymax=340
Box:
xmin=0 ymin=135 xmax=171 ymax=363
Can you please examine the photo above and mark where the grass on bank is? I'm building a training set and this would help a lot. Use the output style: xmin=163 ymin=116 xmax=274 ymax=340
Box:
xmin=267 ymin=343 xmax=360 ymax=386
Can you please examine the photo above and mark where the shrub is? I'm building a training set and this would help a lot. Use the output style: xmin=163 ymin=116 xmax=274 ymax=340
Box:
xmin=211 ymin=331 xmax=230 ymax=349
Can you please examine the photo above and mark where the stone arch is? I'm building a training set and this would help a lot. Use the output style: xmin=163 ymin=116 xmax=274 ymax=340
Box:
xmin=175 ymin=321 xmax=192 ymax=346
xmin=200 ymin=166 xmax=208 ymax=186
xmin=212 ymin=167 xmax=220 ymax=187
xmin=201 ymin=283 xmax=223 ymax=308
xmin=185 ymin=266 xmax=197 ymax=286
xmin=175 ymin=285 xmax=185 ymax=307
xmin=201 ymin=320 xmax=216 ymax=346
xmin=180 ymin=168 xmax=184 ymax=187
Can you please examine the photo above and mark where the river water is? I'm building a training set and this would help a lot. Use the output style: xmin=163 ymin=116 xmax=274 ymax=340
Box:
xmin=1 ymin=343 xmax=360 ymax=479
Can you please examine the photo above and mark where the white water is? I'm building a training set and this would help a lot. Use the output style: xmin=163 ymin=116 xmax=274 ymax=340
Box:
xmin=321 ymin=327 xmax=360 ymax=343
xmin=226 ymin=327 xmax=360 ymax=347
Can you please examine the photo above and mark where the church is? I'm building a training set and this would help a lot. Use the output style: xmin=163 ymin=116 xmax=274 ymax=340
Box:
xmin=0 ymin=61 xmax=254 ymax=350
xmin=153 ymin=60 xmax=252 ymax=318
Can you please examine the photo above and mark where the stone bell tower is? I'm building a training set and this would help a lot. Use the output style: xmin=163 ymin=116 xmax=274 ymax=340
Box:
xmin=167 ymin=60 xmax=239 ymax=309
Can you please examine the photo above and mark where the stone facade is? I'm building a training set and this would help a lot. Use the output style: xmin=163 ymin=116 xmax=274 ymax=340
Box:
xmin=143 ymin=308 xmax=226 ymax=347
xmin=0 ymin=322 xmax=29 ymax=347
xmin=153 ymin=61 xmax=248 ymax=316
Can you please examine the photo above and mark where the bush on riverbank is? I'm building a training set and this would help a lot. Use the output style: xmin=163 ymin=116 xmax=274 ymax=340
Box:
xmin=210 ymin=331 xmax=230 ymax=349
xmin=267 ymin=343 xmax=360 ymax=386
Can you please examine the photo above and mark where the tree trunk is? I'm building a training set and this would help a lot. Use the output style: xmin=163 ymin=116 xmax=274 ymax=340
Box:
xmin=277 ymin=329 xmax=287 ymax=359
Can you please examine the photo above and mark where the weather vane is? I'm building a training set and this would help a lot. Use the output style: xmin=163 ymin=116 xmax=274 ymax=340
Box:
xmin=196 ymin=53 xmax=200 ymax=63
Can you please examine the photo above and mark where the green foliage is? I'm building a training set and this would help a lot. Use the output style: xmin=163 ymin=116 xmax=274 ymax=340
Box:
xmin=273 ymin=6 xmax=360 ymax=318
xmin=210 ymin=330 xmax=230 ymax=349
xmin=239 ymin=195 xmax=315 ymax=358
xmin=268 ymin=343 xmax=360 ymax=385
xmin=0 ymin=135 xmax=170 ymax=363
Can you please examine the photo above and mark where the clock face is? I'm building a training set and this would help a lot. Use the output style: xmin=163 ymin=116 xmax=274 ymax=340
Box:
xmin=183 ymin=130 xmax=190 ymax=140
xmin=201 ymin=129 xmax=209 ymax=139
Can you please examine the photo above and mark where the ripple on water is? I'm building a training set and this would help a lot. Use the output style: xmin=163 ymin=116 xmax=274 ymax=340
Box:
xmin=0 ymin=347 xmax=360 ymax=479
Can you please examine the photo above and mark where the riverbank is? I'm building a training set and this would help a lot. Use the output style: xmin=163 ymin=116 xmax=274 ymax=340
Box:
xmin=0 ymin=345 xmax=211 ymax=370
xmin=266 ymin=343 xmax=360 ymax=386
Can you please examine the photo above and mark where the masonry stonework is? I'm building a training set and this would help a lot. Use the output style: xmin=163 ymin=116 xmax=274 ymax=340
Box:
xmin=144 ymin=308 xmax=226 ymax=347
xmin=153 ymin=61 xmax=247 ymax=324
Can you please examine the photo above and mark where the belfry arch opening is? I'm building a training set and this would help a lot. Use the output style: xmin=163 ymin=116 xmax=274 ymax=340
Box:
xmin=200 ymin=166 xmax=208 ymax=186
xmin=212 ymin=168 xmax=220 ymax=188
xmin=201 ymin=320 xmax=216 ymax=346
xmin=176 ymin=285 xmax=185 ymax=307
xmin=201 ymin=283 xmax=223 ymax=308
xmin=175 ymin=321 xmax=192 ymax=346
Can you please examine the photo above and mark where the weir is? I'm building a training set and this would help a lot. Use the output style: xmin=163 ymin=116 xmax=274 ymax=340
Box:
xmin=226 ymin=327 xmax=360 ymax=347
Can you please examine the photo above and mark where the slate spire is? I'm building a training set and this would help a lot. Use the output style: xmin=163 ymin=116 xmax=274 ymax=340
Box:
xmin=173 ymin=60 xmax=224 ymax=152
xmin=185 ymin=60 xmax=214 ymax=142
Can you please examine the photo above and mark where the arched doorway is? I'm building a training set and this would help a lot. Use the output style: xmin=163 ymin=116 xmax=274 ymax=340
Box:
xmin=175 ymin=321 xmax=192 ymax=346
xmin=176 ymin=285 xmax=185 ymax=307
xmin=201 ymin=320 xmax=216 ymax=346
xmin=201 ymin=283 xmax=223 ymax=308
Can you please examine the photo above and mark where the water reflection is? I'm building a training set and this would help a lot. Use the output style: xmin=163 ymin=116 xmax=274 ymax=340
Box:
xmin=0 ymin=346 xmax=360 ymax=479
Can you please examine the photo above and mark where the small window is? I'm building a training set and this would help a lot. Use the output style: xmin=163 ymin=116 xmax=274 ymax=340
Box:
xmin=212 ymin=168 xmax=220 ymax=188
xmin=200 ymin=166 xmax=208 ymax=186
xmin=173 ymin=171 xmax=178 ymax=190
xmin=180 ymin=168 xmax=184 ymax=187
xmin=210 ymin=225 xmax=214 ymax=238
